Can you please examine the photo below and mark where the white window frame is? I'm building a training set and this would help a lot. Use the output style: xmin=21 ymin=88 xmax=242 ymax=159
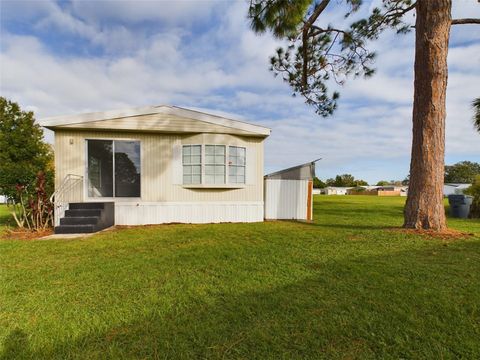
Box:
xmin=204 ymin=144 xmax=226 ymax=184
xmin=84 ymin=138 xmax=142 ymax=201
xmin=228 ymin=146 xmax=246 ymax=184
xmin=181 ymin=144 xmax=248 ymax=186
xmin=182 ymin=145 xmax=202 ymax=184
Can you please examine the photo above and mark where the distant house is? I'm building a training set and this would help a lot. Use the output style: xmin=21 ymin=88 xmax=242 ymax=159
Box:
xmin=324 ymin=186 xmax=352 ymax=195
xmin=443 ymin=183 xmax=471 ymax=196
xmin=346 ymin=186 xmax=370 ymax=195
xmin=347 ymin=185 xmax=408 ymax=196
xmin=377 ymin=185 xmax=408 ymax=196
xmin=0 ymin=195 xmax=7 ymax=204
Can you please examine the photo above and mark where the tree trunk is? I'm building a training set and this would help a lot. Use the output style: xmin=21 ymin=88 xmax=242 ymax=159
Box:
xmin=404 ymin=0 xmax=451 ymax=231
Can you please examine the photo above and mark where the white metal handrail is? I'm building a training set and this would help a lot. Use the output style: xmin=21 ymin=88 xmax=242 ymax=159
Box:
xmin=51 ymin=174 xmax=83 ymax=226
xmin=50 ymin=174 xmax=83 ymax=203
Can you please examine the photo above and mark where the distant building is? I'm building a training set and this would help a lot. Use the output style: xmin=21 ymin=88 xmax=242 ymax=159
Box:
xmin=377 ymin=185 xmax=408 ymax=196
xmin=443 ymin=183 xmax=471 ymax=197
xmin=324 ymin=187 xmax=352 ymax=195
xmin=347 ymin=185 xmax=408 ymax=196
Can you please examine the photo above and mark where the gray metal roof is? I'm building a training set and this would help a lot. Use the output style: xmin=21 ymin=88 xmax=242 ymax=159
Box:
xmin=39 ymin=105 xmax=271 ymax=137
xmin=264 ymin=159 xmax=321 ymax=180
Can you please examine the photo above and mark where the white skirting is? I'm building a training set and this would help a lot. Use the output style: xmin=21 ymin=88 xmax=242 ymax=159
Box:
xmin=114 ymin=201 xmax=264 ymax=225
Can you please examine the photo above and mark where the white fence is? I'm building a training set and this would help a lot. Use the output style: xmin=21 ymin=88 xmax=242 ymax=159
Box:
xmin=264 ymin=179 xmax=312 ymax=220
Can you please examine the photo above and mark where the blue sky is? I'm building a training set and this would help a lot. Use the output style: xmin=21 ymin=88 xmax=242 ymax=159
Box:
xmin=1 ymin=0 xmax=479 ymax=184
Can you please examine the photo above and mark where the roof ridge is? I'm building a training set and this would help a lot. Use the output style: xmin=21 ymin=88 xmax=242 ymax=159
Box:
xmin=38 ymin=104 xmax=271 ymax=137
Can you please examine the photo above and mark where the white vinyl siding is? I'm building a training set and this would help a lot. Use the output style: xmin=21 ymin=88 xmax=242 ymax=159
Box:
xmin=228 ymin=146 xmax=246 ymax=184
xmin=172 ymin=140 xmax=183 ymax=185
xmin=205 ymin=145 xmax=225 ymax=184
xmin=183 ymin=145 xmax=201 ymax=184
xmin=264 ymin=179 xmax=310 ymax=220
xmin=54 ymin=130 xmax=264 ymax=204
xmin=245 ymin=146 xmax=256 ymax=185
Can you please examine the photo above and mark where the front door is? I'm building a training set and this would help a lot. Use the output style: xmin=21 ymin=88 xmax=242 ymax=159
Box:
xmin=87 ymin=139 xmax=141 ymax=198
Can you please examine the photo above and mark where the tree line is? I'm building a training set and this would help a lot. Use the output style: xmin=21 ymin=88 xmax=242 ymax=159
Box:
xmin=314 ymin=161 xmax=480 ymax=189
xmin=313 ymin=174 xmax=368 ymax=188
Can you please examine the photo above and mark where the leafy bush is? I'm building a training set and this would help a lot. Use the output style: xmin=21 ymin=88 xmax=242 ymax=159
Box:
xmin=11 ymin=172 xmax=54 ymax=231
xmin=313 ymin=177 xmax=326 ymax=188
xmin=1 ymin=98 xmax=54 ymax=230
xmin=0 ymin=97 xmax=53 ymax=202
xmin=464 ymin=175 xmax=480 ymax=218
xmin=444 ymin=161 xmax=480 ymax=184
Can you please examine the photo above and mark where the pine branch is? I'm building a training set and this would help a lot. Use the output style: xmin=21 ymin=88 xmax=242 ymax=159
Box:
xmin=304 ymin=0 xmax=330 ymax=28
xmin=302 ymin=0 xmax=331 ymax=88
xmin=247 ymin=0 xmax=416 ymax=116
xmin=310 ymin=26 xmax=349 ymax=38
xmin=352 ymin=1 xmax=417 ymax=39
xmin=451 ymin=18 xmax=480 ymax=25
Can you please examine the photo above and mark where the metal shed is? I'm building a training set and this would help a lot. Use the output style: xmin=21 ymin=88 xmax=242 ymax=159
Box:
xmin=264 ymin=159 xmax=320 ymax=221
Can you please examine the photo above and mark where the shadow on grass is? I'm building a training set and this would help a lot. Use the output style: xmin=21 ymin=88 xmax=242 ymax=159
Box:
xmin=3 ymin=241 xmax=480 ymax=359
xmin=309 ymin=223 xmax=391 ymax=231
xmin=0 ymin=205 xmax=13 ymax=228
xmin=0 ymin=329 xmax=30 ymax=360
xmin=313 ymin=205 xmax=404 ymax=219
xmin=279 ymin=220 xmax=389 ymax=231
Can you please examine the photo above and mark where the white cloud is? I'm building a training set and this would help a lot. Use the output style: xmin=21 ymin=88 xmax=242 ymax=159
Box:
xmin=448 ymin=43 xmax=480 ymax=72
xmin=70 ymin=0 xmax=220 ymax=25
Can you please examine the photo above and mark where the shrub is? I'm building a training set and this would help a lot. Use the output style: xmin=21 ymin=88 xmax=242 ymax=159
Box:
xmin=0 ymin=97 xmax=53 ymax=202
xmin=464 ymin=175 xmax=480 ymax=218
xmin=10 ymin=172 xmax=54 ymax=231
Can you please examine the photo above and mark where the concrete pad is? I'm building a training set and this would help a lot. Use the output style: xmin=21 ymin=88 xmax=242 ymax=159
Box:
xmin=38 ymin=233 xmax=95 ymax=240
xmin=38 ymin=226 xmax=115 ymax=240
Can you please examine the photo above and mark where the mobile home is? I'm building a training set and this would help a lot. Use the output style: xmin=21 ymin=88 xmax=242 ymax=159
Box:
xmin=40 ymin=105 xmax=270 ymax=233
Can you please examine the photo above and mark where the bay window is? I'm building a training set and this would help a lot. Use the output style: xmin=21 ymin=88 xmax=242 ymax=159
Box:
xmin=181 ymin=144 xmax=246 ymax=186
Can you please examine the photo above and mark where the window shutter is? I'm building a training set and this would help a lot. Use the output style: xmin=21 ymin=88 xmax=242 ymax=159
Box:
xmin=172 ymin=139 xmax=183 ymax=185
xmin=246 ymin=145 xmax=256 ymax=185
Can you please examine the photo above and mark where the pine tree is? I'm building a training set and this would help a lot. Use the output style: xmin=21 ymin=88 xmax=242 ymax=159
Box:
xmin=248 ymin=0 xmax=480 ymax=231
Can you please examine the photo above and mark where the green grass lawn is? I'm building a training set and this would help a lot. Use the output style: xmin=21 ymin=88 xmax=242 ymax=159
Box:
xmin=1 ymin=196 xmax=479 ymax=359
xmin=0 ymin=204 xmax=13 ymax=231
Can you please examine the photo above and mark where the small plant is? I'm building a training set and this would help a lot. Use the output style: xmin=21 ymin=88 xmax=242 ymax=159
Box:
xmin=464 ymin=175 xmax=480 ymax=218
xmin=10 ymin=171 xmax=54 ymax=231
